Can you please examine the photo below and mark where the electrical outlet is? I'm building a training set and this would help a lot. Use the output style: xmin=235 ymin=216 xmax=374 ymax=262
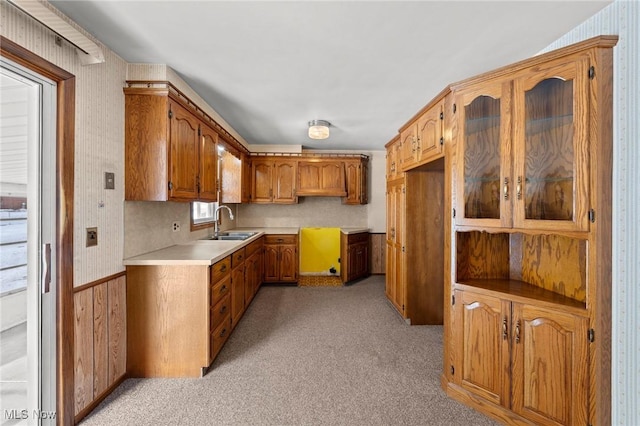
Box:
xmin=172 ymin=222 xmax=180 ymax=232
xmin=86 ymin=227 xmax=98 ymax=247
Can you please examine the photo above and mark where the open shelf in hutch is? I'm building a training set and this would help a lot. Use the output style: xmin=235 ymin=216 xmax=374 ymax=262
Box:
xmin=455 ymin=231 xmax=587 ymax=311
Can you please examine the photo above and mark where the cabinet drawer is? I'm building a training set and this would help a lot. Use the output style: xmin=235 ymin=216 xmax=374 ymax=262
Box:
xmin=245 ymin=238 xmax=263 ymax=257
xmin=347 ymin=232 xmax=369 ymax=244
xmin=232 ymin=248 xmax=245 ymax=267
xmin=211 ymin=293 xmax=230 ymax=331
xmin=265 ymin=234 xmax=297 ymax=245
xmin=212 ymin=316 xmax=231 ymax=358
xmin=211 ymin=256 xmax=231 ymax=282
xmin=211 ymin=274 xmax=231 ymax=305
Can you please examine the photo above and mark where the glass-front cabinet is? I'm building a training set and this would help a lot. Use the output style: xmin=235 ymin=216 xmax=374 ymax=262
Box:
xmin=455 ymin=80 xmax=512 ymax=228
xmin=513 ymin=57 xmax=590 ymax=231
xmin=456 ymin=56 xmax=590 ymax=232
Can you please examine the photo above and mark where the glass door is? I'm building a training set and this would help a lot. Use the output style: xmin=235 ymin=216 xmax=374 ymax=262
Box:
xmin=513 ymin=57 xmax=590 ymax=231
xmin=0 ymin=58 xmax=57 ymax=424
xmin=455 ymin=80 xmax=512 ymax=228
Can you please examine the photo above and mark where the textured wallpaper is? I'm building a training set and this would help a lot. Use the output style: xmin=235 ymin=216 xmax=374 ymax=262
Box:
xmin=539 ymin=1 xmax=640 ymax=423
xmin=1 ymin=1 xmax=127 ymax=287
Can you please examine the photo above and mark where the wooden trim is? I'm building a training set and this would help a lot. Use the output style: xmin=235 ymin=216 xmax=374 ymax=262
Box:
xmin=73 ymin=271 xmax=126 ymax=293
xmin=1 ymin=35 xmax=76 ymax=426
xmin=73 ymin=373 xmax=127 ymax=424
xmin=450 ymin=35 xmax=618 ymax=91
xmin=125 ymin=80 xmax=250 ymax=156
xmin=398 ymin=86 xmax=451 ymax=133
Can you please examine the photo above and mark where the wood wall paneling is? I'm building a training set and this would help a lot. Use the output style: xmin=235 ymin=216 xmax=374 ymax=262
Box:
xmin=108 ymin=276 xmax=127 ymax=383
xmin=74 ymin=290 xmax=93 ymax=416
xmin=92 ymin=284 xmax=108 ymax=398
xmin=369 ymin=233 xmax=386 ymax=274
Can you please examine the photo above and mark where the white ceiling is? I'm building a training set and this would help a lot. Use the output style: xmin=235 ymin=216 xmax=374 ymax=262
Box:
xmin=49 ymin=0 xmax=611 ymax=151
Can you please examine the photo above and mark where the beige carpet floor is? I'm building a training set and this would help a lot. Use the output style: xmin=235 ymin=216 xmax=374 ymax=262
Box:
xmin=80 ymin=275 xmax=498 ymax=426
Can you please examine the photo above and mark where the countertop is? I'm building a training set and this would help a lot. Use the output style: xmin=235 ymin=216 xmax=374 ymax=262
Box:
xmin=123 ymin=226 xmax=369 ymax=266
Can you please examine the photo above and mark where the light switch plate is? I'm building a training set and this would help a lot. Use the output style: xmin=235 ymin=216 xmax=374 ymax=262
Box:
xmin=105 ymin=172 xmax=115 ymax=189
xmin=86 ymin=227 xmax=98 ymax=247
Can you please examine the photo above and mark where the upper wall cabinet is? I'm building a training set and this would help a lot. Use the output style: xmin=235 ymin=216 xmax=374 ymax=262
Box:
xmin=125 ymin=88 xmax=218 ymax=202
xmin=297 ymin=160 xmax=346 ymax=197
xmin=344 ymin=157 xmax=368 ymax=205
xmin=124 ymin=82 xmax=249 ymax=203
xmin=454 ymin=55 xmax=591 ymax=232
xmin=400 ymin=98 xmax=445 ymax=172
xmin=385 ymin=135 xmax=401 ymax=180
xmin=251 ymin=157 xmax=298 ymax=204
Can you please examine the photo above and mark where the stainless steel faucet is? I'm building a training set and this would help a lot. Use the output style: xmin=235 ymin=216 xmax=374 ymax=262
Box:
xmin=213 ymin=205 xmax=234 ymax=237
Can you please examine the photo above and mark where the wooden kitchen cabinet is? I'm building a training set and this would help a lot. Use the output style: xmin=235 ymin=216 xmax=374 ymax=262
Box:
xmin=124 ymin=87 xmax=219 ymax=202
xmin=241 ymin=153 xmax=252 ymax=203
xmin=444 ymin=38 xmax=616 ymax=425
xmin=230 ymin=248 xmax=245 ymax=329
xmin=244 ymin=237 xmax=264 ymax=305
xmin=452 ymin=288 xmax=589 ymax=425
xmin=385 ymin=135 xmax=401 ymax=180
xmin=400 ymin=98 xmax=445 ymax=172
xmin=343 ymin=157 xmax=368 ymax=205
xmin=251 ymin=157 xmax=297 ymax=204
xmin=297 ymin=160 xmax=346 ymax=196
xmin=340 ymin=232 xmax=369 ymax=283
xmin=263 ymin=234 xmax=298 ymax=283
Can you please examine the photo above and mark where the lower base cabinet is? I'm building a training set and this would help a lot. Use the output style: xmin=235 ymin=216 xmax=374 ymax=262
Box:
xmin=340 ymin=232 xmax=369 ymax=283
xmin=450 ymin=288 xmax=589 ymax=425
xmin=263 ymin=234 xmax=298 ymax=283
xmin=126 ymin=241 xmax=263 ymax=378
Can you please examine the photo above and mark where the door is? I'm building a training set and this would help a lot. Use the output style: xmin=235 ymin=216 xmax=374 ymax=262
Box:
xmin=198 ymin=123 xmax=218 ymax=201
xmin=511 ymin=303 xmax=589 ymax=425
xmin=455 ymin=80 xmax=512 ymax=228
xmin=279 ymin=244 xmax=297 ymax=282
xmin=453 ymin=290 xmax=511 ymax=407
xmin=252 ymin=158 xmax=273 ymax=203
xmin=417 ymin=100 xmax=444 ymax=162
xmin=272 ymin=160 xmax=297 ymax=203
xmin=1 ymin=58 xmax=57 ymax=421
xmin=168 ymin=101 xmax=200 ymax=200
xmin=512 ymin=57 xmax=590 ymax=232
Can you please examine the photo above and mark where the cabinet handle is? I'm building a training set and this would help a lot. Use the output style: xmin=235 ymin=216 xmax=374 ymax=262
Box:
xmin=220 ymin=264 xmax=227 ymax=272
xmin=503 ymin=178 xmax=509 ymax=200
xmin=515 ymin=319 xmax=521 ymax=343
xmin=220 ymin=284 xmax=227 ymax=293
xmin=220 ymin=328 xmax=227 ymax=338
xmin=220 ymin=305 xmax=227 ymax=314
xmin=516 ymin=176 xmax=522 ymax=200
xmin=502 ymin=317 xmax=508 ymax=340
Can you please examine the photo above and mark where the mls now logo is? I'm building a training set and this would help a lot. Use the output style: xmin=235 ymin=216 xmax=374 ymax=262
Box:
xmin=4 ymin=409 xmax=57 ymax=420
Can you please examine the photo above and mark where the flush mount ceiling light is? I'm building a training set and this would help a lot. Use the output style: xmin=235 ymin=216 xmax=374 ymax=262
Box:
xmin=308 ymin=120 xmax=331 ymax=140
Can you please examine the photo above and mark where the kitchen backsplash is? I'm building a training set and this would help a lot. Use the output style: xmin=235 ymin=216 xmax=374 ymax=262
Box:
xmin=236 ymin=197 xmax=368 ymax=228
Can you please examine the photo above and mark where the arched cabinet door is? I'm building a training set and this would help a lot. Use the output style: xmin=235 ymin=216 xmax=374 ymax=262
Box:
xmin=513 ymin=57 xmax=591 ymax=232
xmin=454 ymin=79 xmax=513 ymax=228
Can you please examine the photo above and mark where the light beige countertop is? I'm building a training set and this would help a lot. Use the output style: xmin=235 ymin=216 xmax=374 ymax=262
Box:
xmin=340 ymin=227 xmax=370 ymax=235
xmin=123 ymin=226 xmax=369 ymax=266
xmin=123 ymin=228 xmax=300 ymax=266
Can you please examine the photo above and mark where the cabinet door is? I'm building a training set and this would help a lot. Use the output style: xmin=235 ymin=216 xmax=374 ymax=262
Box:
xmin=273 ymin=160 xmax=297 ymax=203
xmin=279 ymin=244 xmax=298 ymax=282
xmin=400 ymin=124 xmax=418 ymax=171
xmin=455 ymin=80 xmax=512 ymax=228
xmin=231 ymin=265 xmax=245 ymax=327
xmin=453 ymin=290 xmax=511 ymax=407
xmin=263 ymin=245 xmax=279 ymax=281
xmin=344 ymin=160 xmax=366 ymax=205
xmin=513 ymin=58 xmax=590 ymax=232
xmin=386 ymin=143 xmax=397 ymax=180
xmin=168 ymin=102 xmax=201 ymax=200
xmin=385 ymin=240 xmax=395 ymax=301
xmin=392 ymin=181 xmax=405 ymax=314
xmin=252 ymin=158 xmax=273 ymax=203
xmin=241 ymin=154 xmax=252 ymax=203
xmin=511 ymin=303 xmax=589 ymax=426
xmin=416 ymin=100 xmax=444 ymax=163
xmin=199 ymin=123 xmax=218 ymax=201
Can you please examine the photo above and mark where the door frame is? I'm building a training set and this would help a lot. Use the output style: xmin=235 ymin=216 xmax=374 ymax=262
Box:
xmin=1 ymin=36 xmax=75 ymax=425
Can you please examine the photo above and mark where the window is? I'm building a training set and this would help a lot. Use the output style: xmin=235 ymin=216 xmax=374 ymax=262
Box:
xmin=191 ymin=201 xmax=218 ymax=230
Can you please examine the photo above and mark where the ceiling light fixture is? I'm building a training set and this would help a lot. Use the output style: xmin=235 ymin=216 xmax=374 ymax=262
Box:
xmin=308 ymin=120 xmax=331 ymax=140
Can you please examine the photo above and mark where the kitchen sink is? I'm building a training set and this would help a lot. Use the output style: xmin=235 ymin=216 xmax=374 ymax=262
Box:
xmin=200 ymin=231 xmax=258 ymax=241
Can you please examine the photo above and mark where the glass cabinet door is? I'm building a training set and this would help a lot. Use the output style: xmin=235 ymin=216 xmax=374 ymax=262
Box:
xmin=513 ymin=58 xmax=590 ymax=231
xmin=455 ymin=81 xmax=512 ymax=227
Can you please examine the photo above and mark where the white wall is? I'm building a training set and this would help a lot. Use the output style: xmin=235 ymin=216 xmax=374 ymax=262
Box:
xmin=1 ymin=1 xmax=127 ymax=287
xmin=539 ymin=1 xmax=639 ymax=424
